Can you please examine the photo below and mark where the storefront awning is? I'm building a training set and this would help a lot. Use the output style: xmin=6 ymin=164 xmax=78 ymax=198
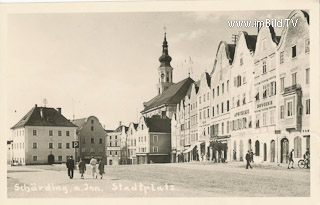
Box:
xmin=183 ymin=141 xmax=203 ymax=153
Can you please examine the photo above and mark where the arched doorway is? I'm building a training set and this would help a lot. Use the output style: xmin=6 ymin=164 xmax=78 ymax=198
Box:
xmin=281 ymin=138 xmax=289 ymax=163
xmin=239 ymin=140 xmax=244 ymax=161
xmin=270 ymin=140 xmax=275 ymax=162
xmin=233 ymin=141 xmax=237 ymax=160
xmin=48 ymin=154 xmax=54 ymax=164
xmin=263 ymin=143 xmax=267 ymax=161
xmin=109 ymin=159 xmax=113 ymax=165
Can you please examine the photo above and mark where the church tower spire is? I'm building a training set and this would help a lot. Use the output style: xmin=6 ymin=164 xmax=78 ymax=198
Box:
xmin=157 ymin=31 xmax=174 ymax=95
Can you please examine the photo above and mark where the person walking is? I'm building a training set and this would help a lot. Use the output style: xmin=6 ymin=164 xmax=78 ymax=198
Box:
xmin=245 ymin=150 xmax=252 ymax=169
xmin=90 ymin=156 xmax=97 ymax=179
xmin=98 ymin=159 xmax=105 ymax=179
xmin=78 ymin=158 xmax=86 ymax=179
xmin=288 ymin=149 xmax=294 ymax=169
xmin=250 ymin=149 xmax=254 ymax=163
xmin=66 ymin=156 xmax=75 ymax=179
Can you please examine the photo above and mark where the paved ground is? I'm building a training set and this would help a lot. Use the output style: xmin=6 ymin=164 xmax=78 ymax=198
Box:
xmin=7 ymin=161 xmax=310 ymax=197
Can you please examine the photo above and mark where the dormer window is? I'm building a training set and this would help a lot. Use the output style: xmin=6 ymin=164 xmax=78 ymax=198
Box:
xmin=292 ymin=45 xmax=297 ymax=58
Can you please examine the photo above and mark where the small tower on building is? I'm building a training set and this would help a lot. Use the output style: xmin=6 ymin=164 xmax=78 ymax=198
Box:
xmin=157 ymin=32 xmax=174 ymax=95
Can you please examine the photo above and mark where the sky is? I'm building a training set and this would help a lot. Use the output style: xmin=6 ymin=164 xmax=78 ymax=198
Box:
xmin=5 ymin=10 xmax=292 ymax=137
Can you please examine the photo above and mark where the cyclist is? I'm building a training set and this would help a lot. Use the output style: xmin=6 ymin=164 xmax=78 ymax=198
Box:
xmin=303 ymin=148 xmax=310 ymax=168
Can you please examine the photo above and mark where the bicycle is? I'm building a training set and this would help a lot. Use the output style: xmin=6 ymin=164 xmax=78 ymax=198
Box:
xmin=298 ymin=158 xmax=310 ymax=169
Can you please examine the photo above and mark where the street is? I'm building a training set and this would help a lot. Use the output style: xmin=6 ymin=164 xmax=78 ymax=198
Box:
xmin=7 ymin=162 xmax=310 ymax=197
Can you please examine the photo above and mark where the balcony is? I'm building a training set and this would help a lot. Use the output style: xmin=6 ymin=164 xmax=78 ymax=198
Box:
xmin=283 ymin=84 xmax=301 ymax=96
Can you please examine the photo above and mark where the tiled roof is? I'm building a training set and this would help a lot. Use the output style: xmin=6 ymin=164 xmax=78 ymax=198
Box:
xmin=105 ymin=129 xmax=114 ymax=133
xmin=242 ymin=32 xmax=257 ymax=52
xmin=11 ymin=106 xmax=77 ymax=129
xmin=142 ymin=77 xmax=195 ymax=113
xmin=71 ymin=118 xmax=87 ymax=128
xmin=145 ymin=115 xmax=171 ymax=133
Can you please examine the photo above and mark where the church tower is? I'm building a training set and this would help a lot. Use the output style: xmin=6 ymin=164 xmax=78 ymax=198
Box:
xmin=157 ymin=32 xmax=174 ymax=95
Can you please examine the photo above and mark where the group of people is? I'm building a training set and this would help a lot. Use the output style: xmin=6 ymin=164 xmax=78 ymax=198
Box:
xmin=66 ymin=156 xmax=105 ymax=179
xmin=287 ymin=148 xmax=310 ymax=169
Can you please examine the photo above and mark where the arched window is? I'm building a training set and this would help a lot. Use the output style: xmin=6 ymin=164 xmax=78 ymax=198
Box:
xmin=294 ymin=136 xmax=302 ymax=158
xmin=255 ymin=140 xmax=260 ymax=156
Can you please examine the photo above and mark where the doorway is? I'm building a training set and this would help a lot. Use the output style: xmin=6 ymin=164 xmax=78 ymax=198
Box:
xmin=263 ymin=143 xmax=267 ymax=161
xmin=270 ymin=140 xmax=275 ymax=162
xmin=281 ymin=138 xmax=289 ymax=163
xmin=109 ymin=159 xmax=113 ymax=165
xmin=48 ymin=154 xmax=54 ymax=164
xmin=239 ymin=140 xmax=244 ymax=161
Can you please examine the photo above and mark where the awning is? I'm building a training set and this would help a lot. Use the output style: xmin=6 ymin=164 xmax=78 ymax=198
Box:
xmin=183 ymin=141 xmax=203 ymax=153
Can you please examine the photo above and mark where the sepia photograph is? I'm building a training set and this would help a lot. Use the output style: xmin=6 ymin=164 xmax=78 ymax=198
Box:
xmin=1 ymin=0 xmax=319 ymax=202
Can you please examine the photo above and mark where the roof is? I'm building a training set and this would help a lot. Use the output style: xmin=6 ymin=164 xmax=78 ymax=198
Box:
xmin=242 ymin=32 xmax=257 ymax=52
xmin=142 ymin=77 xmax=195 ymax=113
xmin=105 ymin=129 xmax=114 ymax=133
xmin=113 ymin=125 xmax=129 ymax=133
xmin=145 ymin=115 xmax=171 ymax=133
xmin=133 ymin=123 xmax=138 ymax=130
xmin=7 ymin=140 xmax=13 ymax=145
xmin=71 ymin=118 xmax=87 ymax=128
xmin=11 ymin=106 xmax=77 ymax=129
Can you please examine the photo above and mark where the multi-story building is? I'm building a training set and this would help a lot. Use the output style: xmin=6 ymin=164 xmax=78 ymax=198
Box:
xmin=136 ymin=115 xmax=171 ymax=164
xmin=7 ymin=140 xmax=13 ymax=164
xmin=72 ymin=116 xmax=106 ymax=163
xmin=119 ymin=123 xmax=129 ymax=165
xmin=229 ymin=32 xmax=257 ymax=161
xmin=252 ymin=26 xmax=281 ymax=163
xmin=127 ymin=122 xmax=138 ymax=164
xmin=197 ymin=72 xmax=212 ymax=161
xmin=277 ymin=10 xmax=310 ymax=163
xmin=11 ymin=105 xmax=78 ymax=165
xmin=105 ymin=124 xmax=127 ymax=165
xmin=210 ymin=42 xmax=234 ymax=162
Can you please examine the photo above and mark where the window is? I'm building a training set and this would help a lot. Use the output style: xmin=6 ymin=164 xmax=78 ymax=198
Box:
xmin=115 ymin=135 xmax=117 ymax=140
xmin=270 ymin=110 xmax=275 ymax=125
xmin=243 ymin=74 xmax=246 ymax=84
xmin=227 ymin=80 xmax=229 ymax=91
xmin=153 ymin=135 xmax=158 ymax=142
xmin=153 ymin=146 xmax=158 ymax=153
xmin=66 ymin=143 xmax=70 ymax=149
xmin=243 ymin=93 xmax=246 ymax=105
xmin=32 ymin=142 xmax=37 ymax=149
xmin=91 ymin=126 xmax=94 ymax=131
xmin=199 ymin=111 xmax=202 ymax=120
xmin=212 ymin=89 xmax=215 ymax=98
xmin=262 ymin=60 xmax=267 ymax=74
xmin=306 ymin=99 xmax=310 ymax=115
xmin=292 ymin=45 xmax=296 ymax=58
xmin=99 ymin=138 xmax=103 ymax=144
xmin=222 ymin=83 xmax=224 ymax=94
xmin=58 ymin=131 xmax=62 ymax=136
xmin=305 ymin=38 xmax=310 ymax=53
xmin=33 ymin=130 xmax=37 ymax=136
xmin=207 ymin=108 xmax=210 ymax=118
xmin=49 ymin=130 xmax=53 ymax=136
xmin=280 ymin=77 xmax=285 ymax=92
xmin=280 ymin=105 xmax=284 ymax=119
xmin=227 ymin=121 xmax=229 ymax=133
xmin=66 ymin=131 xmax=70 ymax=136
xmin=212 ymin=106 xmax=215 ymax=117
xmin=294 ymin=136 xmax=302 ymax=158
xmin=287 ymin=101 xmax=293 ymax=117
xmin=109 ymin=151 xmax=112 ymax=156
xmin=203 ymin=94 xmax=206 ymax=102
xmin=91 ymin=138 xmax=95 ymax=144
xmin=217 ymin=86 xmax=219 ymax=96
xmin=109 ymin=135 xmax=112 ymax=140
xmin=292 ymin=73 xmax=297 ymax=86
xmin=58 ymin=156 xmax=62 ymax=161
xmin=240 ymin=53 xmax=243 ymax=65
xmin=256 ymin=114 xmax=260 ymax=128
xmin=115 ymin=151 xmax=118 ymax=156
xmin=109 ymin=142 xmax=112 ymax=147
xmin=115 ymin=142 xmax=118 ymax=147
xmin=227 ymin=100 xmax=230 ymax=112
xmin=255 ymin=141 xmax=260 ymax=156
xmin=237 ymin=75 xmax=242 ymax=87
xmin=221 ymin=102 xmax=224 ymax=114
xmin=221 ymin=122 xmax=224 ymax=135
xmin=280 ymin=51 xmax=284 ymax=64
xmin=306 ymin=68 xmax=310 ymax=85
xmin=33 ymin=156 xmax=38 ymax=162
xmin=91 ymin=119 xmax=94 ymax=124
xmin=217 ymin=105 xmax=219 ymax=115
xmin=263 ymin=85 xmax=268 ymax=98
xmin=58 ymin=143 xmax=62 ymax=149
xmin=270 ymin=81 xmax=276 ymax=96
xmin=144 ymin=136 xmax=146 ymax=141
xmin=49 ymin=143 xmax=53 ymax=149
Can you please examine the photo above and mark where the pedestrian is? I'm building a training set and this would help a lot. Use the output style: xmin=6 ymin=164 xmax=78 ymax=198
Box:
xmin=98 ymin=159 xmax=105 ymax=179
xmin=233 ymin=150 xmax=236 ymax=160
xmin=245 ymin=150 xmax=252 ymax=169
xmin=90 ymin=156 xmax=97 ymax=179
xmin=66 ymin=156 xmax=75 ymax=179
xmin=250 ymin=149 xmax=254 ymax=163
xmin=78 ymin=158 xmax=86 ymax=179
xmin=288 ymin=149 xmax=294 ymax=169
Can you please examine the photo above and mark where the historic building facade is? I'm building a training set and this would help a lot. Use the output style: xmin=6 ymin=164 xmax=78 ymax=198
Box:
xmin=72 ymin=116 xmax=106 ymax=163
xmin=276 ymin=10 xmax=310 ymax=163
xmin=127 ymin=122 xmax=138 ymax=164
xmin=11 ymin=105 xmax=78 ymax=165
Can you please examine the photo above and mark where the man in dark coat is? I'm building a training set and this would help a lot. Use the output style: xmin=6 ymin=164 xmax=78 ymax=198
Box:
xmin=66 ymin=156 xmax=75 ymax=179
xmin=246 ymin=150 xmax=252 ymax=169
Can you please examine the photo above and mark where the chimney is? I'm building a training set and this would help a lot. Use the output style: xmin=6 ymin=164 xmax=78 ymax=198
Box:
xmin=35 ymin=104 xmax=37 ymax=107
xmin=57 ymin=108 xmax=61 ymax=114
xmin=119 ymin=121 xmax=122 ymax=126
xmin=40 ymin=108 xmax=44 ymax=118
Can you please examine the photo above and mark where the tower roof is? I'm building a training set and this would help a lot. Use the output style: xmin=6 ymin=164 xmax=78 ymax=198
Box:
xmin=159 ymin=32 xmax=172 ymax=67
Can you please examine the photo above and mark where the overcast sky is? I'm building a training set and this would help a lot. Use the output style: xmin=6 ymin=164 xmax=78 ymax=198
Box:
xmin=6 ymin=10 xmax=291 ymax=136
